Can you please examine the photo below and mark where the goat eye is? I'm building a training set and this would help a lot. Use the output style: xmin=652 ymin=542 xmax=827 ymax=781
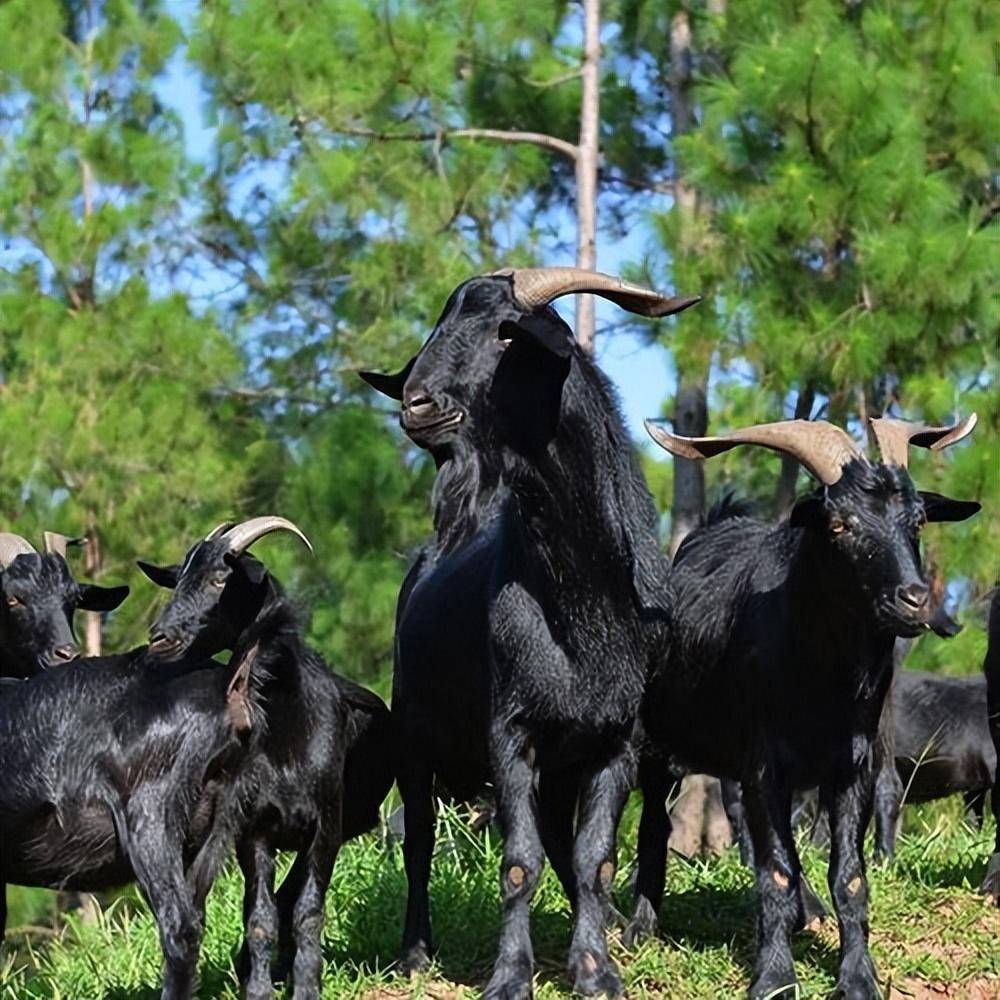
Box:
xmin=829 ymin=518 xmax=848 ymax=536
xmin=211 ymin=574 xmax=228 ymax=589
xmin=6 ymin=595 xmax=23 ymax=608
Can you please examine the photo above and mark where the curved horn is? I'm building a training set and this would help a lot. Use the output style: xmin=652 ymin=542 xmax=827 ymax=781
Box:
xmin=644 ymin=418 xmax=864 ymax=486
xmin=43 ymin=532 xmax=85 ymax=558
xmin=493 ymin=267 xmax=701 ymax=318
xmin=221 ymin=516 xmax=313 ymax=556
xmin=205 ymin=521 xmax=236 ymax=542
xmin=0 ymin=532 xmax=37 ymax=570
xmin=869 ymin=413 xmax=977 ymax=468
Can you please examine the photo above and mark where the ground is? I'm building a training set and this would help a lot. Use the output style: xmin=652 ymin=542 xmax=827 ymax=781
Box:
xmin=2 ymin=799 xmax=997 ymax=999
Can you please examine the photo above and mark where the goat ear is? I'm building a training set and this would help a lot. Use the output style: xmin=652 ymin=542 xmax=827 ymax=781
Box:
xmin=929 ymin=605 xmax=962 ymax=638
xmin=225 ymin=552 xmax=268 ymax=585
xmin=358 ymin=357 xmax=417 ymax=401
xmin=789 ymin=494 xmax=826 ymax=530
xmin=137 ymin=560 xmax=180 ymax=589
xmin=499 ymin=316 xmax=574 ymax=358
xmin=78 ymin=584 xmax=129 ymax=613
xmin=919 ymin=491 xmax=981 ymax=523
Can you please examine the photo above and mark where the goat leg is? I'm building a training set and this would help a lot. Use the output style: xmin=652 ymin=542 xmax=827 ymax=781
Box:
xmin=537 ymin=766 xmax=580 ymax=909
xmin=823 ymin=768 xmax=880 ymax=1000
xmin=567 ymin=754 xmax=632 ymax=999
xmin=288 ymin=814 xmax=340 ymax=1000
xmin=742 ymin=777 xmax=800 ymax=1000
xmin=623 ymin=760 xmax=673 ymax=948
xmin=234 ymin=835 xmax=278 ymax=1000
xmin=483 ymin=722 xmax=543 ymax=1000
xmin=871 ymin=744 xmax=902 ymax=865
xmin=396 ymin=758 xmax=436 ymax=974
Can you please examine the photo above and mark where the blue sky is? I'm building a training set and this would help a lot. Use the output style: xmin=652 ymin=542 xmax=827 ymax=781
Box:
xmin=156 ymin=3 xmax=681 ymax=440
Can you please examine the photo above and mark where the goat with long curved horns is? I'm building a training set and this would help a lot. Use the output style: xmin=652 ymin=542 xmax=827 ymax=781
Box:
xmin=631 ymin=412 xmax=979 ymax=999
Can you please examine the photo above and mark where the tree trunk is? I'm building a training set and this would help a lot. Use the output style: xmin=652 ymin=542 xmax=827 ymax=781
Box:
xmin=668 ymin=372 xmax=708 ymax=556
xmin=575 ymin=0 xmax=600 ymax=354
xmin=83 ymin=516 xmax=102 ymax=657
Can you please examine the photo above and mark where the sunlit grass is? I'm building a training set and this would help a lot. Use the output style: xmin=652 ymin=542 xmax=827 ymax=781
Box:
xmin=2 ymin=798 xmax=997 ymax=998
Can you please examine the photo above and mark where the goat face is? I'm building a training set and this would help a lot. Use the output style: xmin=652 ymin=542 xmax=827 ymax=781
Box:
xmin=789 ymin=461 xmax=978 ymax=637
xmin=140 ymin=543 xmax=268 ymax=661
xmin=0 ymin=554 xmax=128 ymax=676
xmin=140 ymin=517 xmax=311 ymax=661
xmin=361 ymin=276 xmax=546 ymax=456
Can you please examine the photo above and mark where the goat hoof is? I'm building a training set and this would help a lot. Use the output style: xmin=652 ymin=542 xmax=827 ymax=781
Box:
xmin=621 ymin=898 xmax=658 ymax=949
xmin=570 ymin=951 xmax=623 ymax=998
xmin=748 ymin=968 xmax=798 ymax=999
xmin=831 ymin=957 xmax=880 ymax=999
xmin=397 ymin=942 xmax=432 ymax=976
xmin=482 ymin=955 xmax=533 ymax=1000
xmin=979 ymin=853 xmax=1000 ymax=906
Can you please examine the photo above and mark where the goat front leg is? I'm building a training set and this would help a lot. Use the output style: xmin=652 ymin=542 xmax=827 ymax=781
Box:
xmin=234 ymin=835 xmax=278 ymax=1000
xmin=623 ymin=759 xmax=672 ymax=948
xmin=742 ymin=778 xmax=800 ymax=1000
xmin=483 ymin=721 xmax=544 ymax=1000
xmin=822 ymin=766 xmax=880 ymax=1000
xmin=567 ymin=754 xmax=633 ymax=999
xmin=288 ymin=814 xmax=341 ymax=1000
xmin=396 ymin=755 xmax=436 ymax=973
xmin=128 ymin=801 xmax=205 ymax=1000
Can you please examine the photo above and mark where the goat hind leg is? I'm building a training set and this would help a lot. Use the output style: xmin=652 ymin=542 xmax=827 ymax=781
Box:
xmin=623 ymin=761 xmax=672 ymax=948
xmin=234 ymin=836 xmax=278 ymax=1000
xmin=537 ymin=766 xmax=580 ymax=909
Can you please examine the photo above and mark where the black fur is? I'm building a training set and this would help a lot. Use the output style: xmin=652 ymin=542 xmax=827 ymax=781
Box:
xmin=365 ymin=274 xmax=670 ymax=998
xmin=981 ymin=588 xmax=1000 ymax=904
xmin=141 ymin=538 xmax=393 ymax=998
xmin=629 ymin=457 xmax=978 ymax=999
xmin=0 ymin=551 xmax=127 ymax=677
xmin=0 ymin=646 xmax=263 ymax=1000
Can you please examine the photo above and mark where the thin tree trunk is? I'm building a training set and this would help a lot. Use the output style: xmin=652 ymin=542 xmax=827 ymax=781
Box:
xmin=83 ymin=516 xmax=101 ymax=658
xmin=574 ymin=0 xmax=600 ymax=354
xmin=773 ymin=381 xmax=816 ymax=516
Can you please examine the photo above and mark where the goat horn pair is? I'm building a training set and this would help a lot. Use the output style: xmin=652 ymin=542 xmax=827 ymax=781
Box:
xmin=0 ymin=533 xmax=36 ymax=570
xmin=493 ymin=267 xmax=702 ymax=318
xmin=868 ymin=414 xmax=977 ymax=468
xmin=644 ymin=419 xmax=864 ymax=486
xmin=210 ymin=516 xmax=313 ymax=556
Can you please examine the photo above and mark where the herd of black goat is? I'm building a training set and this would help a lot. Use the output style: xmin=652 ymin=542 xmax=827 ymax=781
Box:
xmin=0 ymin=267 xmax=997 ymax=1000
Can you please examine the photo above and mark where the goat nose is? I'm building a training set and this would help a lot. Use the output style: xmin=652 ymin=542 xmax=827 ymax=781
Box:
xmin=896 ymin=583 xmax=930 ymax=611
xmin=52 ymin=644 xmax=79 ymax=663
xmin=402 ymin=386 xmax=436 ymax=415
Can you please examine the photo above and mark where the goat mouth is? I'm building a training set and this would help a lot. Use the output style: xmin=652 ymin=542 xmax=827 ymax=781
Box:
xmin=879 ymin=601 xmax=929 ymax=637
xmin=148 ymin=634 xmax=185 ymax=660
xmin=401 ymin=409 xmax=465 ymax=438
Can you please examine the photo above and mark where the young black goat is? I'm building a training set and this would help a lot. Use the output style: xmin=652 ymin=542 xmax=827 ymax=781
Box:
xmin=0 ymin=531 xmax=128 ymax=677
xmin=633 ymin=414 xmax=979 ymax=999
xmin=981 ymin=588 xmax=1000 ymax=904
xmin=139 ymin=517 xmax=393 ymax=999
xmin=0 ymin=637 xmax=264 ymax=999
xmin=363 ymin=267 xmax=697 ymax=998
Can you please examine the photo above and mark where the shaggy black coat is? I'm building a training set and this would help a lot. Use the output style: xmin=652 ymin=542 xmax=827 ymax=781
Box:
xmin=0 ymin=646 xmax=263 ymax=1000
xmin=140 ymin=545 xmax=393 ymax=999
xmin=631 ymin=462 xmax=977 ymax=1000
xmin=365 ymin=275 xmax=670 ymax=999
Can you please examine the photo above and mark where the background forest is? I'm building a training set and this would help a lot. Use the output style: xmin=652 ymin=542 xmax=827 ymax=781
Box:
xmin=1 ymin=0 xmax=996 ymax=690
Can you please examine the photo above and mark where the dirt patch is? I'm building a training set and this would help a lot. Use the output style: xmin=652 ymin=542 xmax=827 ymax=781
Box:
xmin=888 ymin=977 xmax=1000 ymax=999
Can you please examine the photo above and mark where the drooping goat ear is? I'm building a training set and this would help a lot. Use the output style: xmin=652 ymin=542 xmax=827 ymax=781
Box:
xmin=789 ymin=494 xmax=826 ymax=530
xmin=358 ymin=356 xmax=417 ymax=401
xmin=78 ymin=584 xmax=129 ymax=612
xmin=137 ymin=561 xmax=181 ymax=589
xmin=918 ymin=491 xmax=981 ymax=523
xmin=499 ymin=316 xmax=574 ymax=358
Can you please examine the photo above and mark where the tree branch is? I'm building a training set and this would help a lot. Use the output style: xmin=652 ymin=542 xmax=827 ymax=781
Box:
xmin=330 ymin=125 xmax=579 ymax=161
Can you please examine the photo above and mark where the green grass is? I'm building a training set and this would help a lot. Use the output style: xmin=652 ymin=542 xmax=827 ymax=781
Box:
xmin=2 ymin=799 xmax=998 ymax=999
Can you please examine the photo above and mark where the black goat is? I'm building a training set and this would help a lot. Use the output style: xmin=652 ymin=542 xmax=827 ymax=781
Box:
xmin=0 ymin=636 xmax=264 ymax=999
xmin=0 ymin=531 xmax=128 ymax=677
xmin=982 ymin=588 xmax=1000 ymax=904
xmin=363 ymin=267 xmax=697 ymax=998
xmin=139 ymin=516 xmax=393 ymax=999
xmin=633 ymin=414 xmax=979 ymax=999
